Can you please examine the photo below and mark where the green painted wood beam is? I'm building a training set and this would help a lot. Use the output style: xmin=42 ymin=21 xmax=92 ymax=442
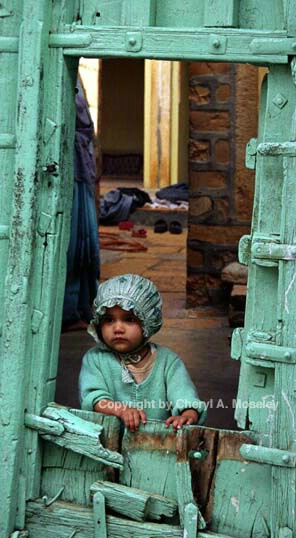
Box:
xmin=26 ymin=499 xmax=234 ymax=537
xmin=204 ymin=0 xmax=239 ymax=28
xmin=0 ymin=1 xmax=51 ymax=533
xmin=0 ymin=134 xmax=16 ymax=148
xmin=0 ymin=36 xmax=18 ymax=52
xmin=49 ymin=26 xmax=295 ymax=64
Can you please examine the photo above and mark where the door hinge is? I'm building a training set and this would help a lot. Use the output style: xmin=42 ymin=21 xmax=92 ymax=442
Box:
xmin=238 ymin=234 xmax=251 ymax=265
xmin=31 ymin=309 xmax=44 ymax=334
xmin=232 ymin=330 xmax=295 ymax=366
xmin=239 ymin=234 xmax=294 ymax=267
xmin=230 ymin=328 xmax=244 ymax=361
xmin=246 ymin=341 xmax=296 ymax=364
xmin=245 ymin=140 xmax=296 ymax=170
xmin=257 ymin=141 xmax=296 ymax=156
xmin=245 ymin=138 xmax=257 ymax=169
xmin=252 ymin=239 xmax=296 ymax=263
xmin=241 ymin=444 xmax=296 ymax=468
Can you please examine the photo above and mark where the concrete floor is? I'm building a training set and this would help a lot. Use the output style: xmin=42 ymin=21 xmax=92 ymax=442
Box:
xmin=56 ymin=224 xmax=241 ymax=430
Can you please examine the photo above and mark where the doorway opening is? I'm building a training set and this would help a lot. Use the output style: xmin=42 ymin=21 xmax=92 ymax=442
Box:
xmin=56 ymin=58 xmax=263 ymax=430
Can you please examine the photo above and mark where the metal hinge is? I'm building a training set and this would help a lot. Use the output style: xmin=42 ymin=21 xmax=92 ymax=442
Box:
xmin=246 ymin=341 xmax=296 ymax=365
xmin=230 ymin=328 xmax=244 ymax=361
xmin=245 ymin=139 xmax=296 ymax=170
xmin=231 ymin=329 xmax=295 ymax=365
xmin=245 ymin=138 xmax=257 ymax=169
xmin=251 ymin=239 xmax=296 ymax=264
xmin=239 ymin=234 xmax=295 ymax=267
xmin=31 ymin=309 xmax=44 ymax=334
xmin=241 ymin=444 xmax=296 ymax=468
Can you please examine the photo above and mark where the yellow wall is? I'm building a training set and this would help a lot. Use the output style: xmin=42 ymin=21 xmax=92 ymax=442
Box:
xmin=101 ymin=58 xmax=144 ymax=154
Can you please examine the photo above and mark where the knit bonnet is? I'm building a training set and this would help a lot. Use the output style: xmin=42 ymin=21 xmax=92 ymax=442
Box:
xmin=88 ymin=274 xmax=162 ymax=349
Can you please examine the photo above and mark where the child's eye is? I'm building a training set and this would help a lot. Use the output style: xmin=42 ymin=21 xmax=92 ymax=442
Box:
xmin=101 ymin=315 xmax=113 ymax=324
xmin=126 ymin=315 xmax=137 ymax=323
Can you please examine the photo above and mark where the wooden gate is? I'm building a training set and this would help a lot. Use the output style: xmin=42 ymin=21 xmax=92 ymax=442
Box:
xmin=1 ymin=1 xmax=296 ymax=536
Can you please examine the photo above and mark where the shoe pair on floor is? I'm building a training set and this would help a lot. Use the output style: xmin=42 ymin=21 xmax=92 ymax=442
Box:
xmin=154 ymin=219 xmax=182 ymax=234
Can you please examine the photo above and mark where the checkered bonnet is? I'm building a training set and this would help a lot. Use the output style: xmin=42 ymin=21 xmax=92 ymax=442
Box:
xmin=88 ymin=274 xmax=163 ymax=347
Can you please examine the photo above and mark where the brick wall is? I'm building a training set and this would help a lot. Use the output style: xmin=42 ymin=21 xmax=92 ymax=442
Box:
xmin=187 ymin=62 xmax=258 ymax=306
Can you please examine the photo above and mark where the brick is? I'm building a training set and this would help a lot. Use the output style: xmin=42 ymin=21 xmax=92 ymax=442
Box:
xmin=189 ymin=84 xmax=211 ymax=105
xmin=188 ymin=224 xmax=250 ymax=244
xmin=208 ymin=252 xmax=225 ymax=270
xmin=215 ymin=197 xmax=230 ymax=223
xmin=189 ymin=170 xmax=227 ymax=189
xmin=187 ymin=248 xmax=204 ymax=268
xmin=234 ymin=63 xmax=257 ymax=222
xmin=189 ymin=62 xmax=231 ymax=76
xmin=190 ymin=196 xmax=213 ymax=218
xmin=235 ymin=187 xmax=255 ymax=222
xmin=186 ymin=274 xmax=210 ymax=306
xmin=221 ymin=262 xmax=248 ymax=284
xmin=215 ymin=139 xmax=230 ymax=164
xmin=216 ymin=83 xmax=231 ymax=102
xmin=190 ymin=110 xmax=230 ymax=131
xmin=208 ymin=249 xmax=237 ymax=271
xmin=189 ymin=139 xmax=210 ymax=162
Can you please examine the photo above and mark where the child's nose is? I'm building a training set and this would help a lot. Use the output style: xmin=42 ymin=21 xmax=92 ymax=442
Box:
xmin=114 ymin=321 xmax=125 ymax=332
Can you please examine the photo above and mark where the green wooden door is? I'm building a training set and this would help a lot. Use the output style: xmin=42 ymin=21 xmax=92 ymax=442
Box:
xmin=2 ymin=1 xmax=296 ymax=536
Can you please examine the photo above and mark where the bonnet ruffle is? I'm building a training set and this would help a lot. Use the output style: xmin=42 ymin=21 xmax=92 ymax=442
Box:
xmin=88 ymin=274 xmax=162 ymax=348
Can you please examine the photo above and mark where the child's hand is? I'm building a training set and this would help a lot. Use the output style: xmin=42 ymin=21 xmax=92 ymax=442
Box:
xmin=165 ymin=409 xmax=198 ymax=430
xmin=119 ymin=406 xmax=147 ymax=432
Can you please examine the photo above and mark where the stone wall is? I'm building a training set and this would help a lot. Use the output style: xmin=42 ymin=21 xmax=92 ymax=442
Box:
xmin=187 ymin=62 xmax=258 ymax=306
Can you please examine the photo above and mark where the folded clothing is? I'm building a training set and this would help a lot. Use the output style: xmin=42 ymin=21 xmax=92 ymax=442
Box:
xmin=99 ymin=190 xmax=134 ymax=225
xmin=156 ymin=182 xmax=188 ymax=202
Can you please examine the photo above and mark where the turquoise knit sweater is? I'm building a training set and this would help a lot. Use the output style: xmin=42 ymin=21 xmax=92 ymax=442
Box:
xmin=79 ymin=344 xmax=207 ymax=422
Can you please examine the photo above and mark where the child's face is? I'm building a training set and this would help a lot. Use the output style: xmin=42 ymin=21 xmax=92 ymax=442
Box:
xmin=100 ymin=305 xmax=144 ymax=354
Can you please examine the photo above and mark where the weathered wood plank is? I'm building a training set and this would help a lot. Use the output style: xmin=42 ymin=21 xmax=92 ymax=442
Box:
xmin=25 ymin=413 xmax=65 ymax=436
xmin=42 ymin=405 xmax=104 ymax=437
xmin=175 ymin=429 xmax=206 ymax=529
xmin=93 ymin=492 xmax=107 ymax=538
xmin=23 ymin=25 xmax=79 ymax=499
xmin=39 ymin=405 xmax=123 ymax=468
xmin=41 ymin=411 xmax=121 ymax=505
xmin=176 ymin=461 xmax=206 ymax=529
xmin=120 ymin=423 xmax=178 ymax=500
xmin=183 ymin=502 xmax=198 ymax=538
xmin=25 ymin=500 xmax=183 ymax=537
xmin=0 ymin=2 xmax=54 ymax=534
xmin=121 ymin=0 xmax=156 ymax=26
xmin=286 ymin=0 xmax=296 ymax=37
xmin=51 ymin=26 xmax=291 ymax=64
xmin=90 ymin=480 xmax=177 ymax=521
xmin=270 ymin=62 xmax=296 ymax=536
xmin=210 ymin=459 xmax=271 ymax=536
xmin=204 ymin=0 xmax=238 ymax=27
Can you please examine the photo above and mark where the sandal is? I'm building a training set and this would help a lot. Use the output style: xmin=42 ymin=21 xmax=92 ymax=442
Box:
xmin=154 ymin=219 xmax=168 ymax=233
xmin=118 ymin=220 xmax=134 ymax=230
xmin=169 ymin=221 xmax=182 ymax=234
xmin=132 ymin=228 xmax=147 ymax=238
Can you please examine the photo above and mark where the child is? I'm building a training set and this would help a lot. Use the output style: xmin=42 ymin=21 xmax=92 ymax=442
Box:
xmin=79 ymin=274 xmax=206 ymax=431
